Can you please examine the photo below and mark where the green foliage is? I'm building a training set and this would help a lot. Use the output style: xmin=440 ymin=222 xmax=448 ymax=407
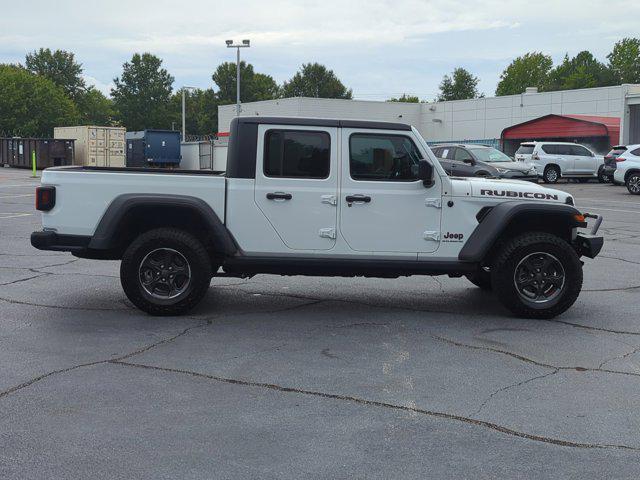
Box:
xmin=0 ymin=64 xmax=78 ymax=136
xmin=438 ymin=68 xmax=480 ymax=101
xmin=212 ymin=62 xmax=279 ymax=104
xmin=545 ymin=51 xmax=616 ymax=91
xmin=25 ymin=48 xmax=86 ymax=100
xmin=608 ymin=37 xmax=640 ymax=84
xmin=111 ymin=53 xmax=174 ymax=131
xmin=281 ymin=63 xmax=352 ymax=99
xmin=388 ymin=94 xmax=420 ymax=103
xmin=495 ymin=52 xmax=553 ymax=96
xmin=76 ymin=87 xmax=114 ymax=125
xmin=168 ymin=88 xmax=219 ymax=136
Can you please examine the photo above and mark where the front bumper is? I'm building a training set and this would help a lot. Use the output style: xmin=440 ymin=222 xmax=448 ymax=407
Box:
xmin=498 ymin=171 xmax=539 ymax=182
xmin=574 ymin=213 xmax=604 ymax=259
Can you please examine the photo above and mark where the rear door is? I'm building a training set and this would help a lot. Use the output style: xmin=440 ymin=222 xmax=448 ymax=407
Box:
xmin=254 ymin=125 xmax=339 ymax=250
xmin=340 ymin=129 xmax=442 ymax=253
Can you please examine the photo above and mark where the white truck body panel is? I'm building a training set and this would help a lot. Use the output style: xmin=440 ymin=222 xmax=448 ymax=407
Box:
xmin=40 ymin=168 xmax=226 ymax=236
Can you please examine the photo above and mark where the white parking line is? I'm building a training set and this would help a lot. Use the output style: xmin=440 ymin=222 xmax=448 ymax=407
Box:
xmin=0 ymin=193 xmax=35 ymax=199
xmin=0 ymin=213 xmax=33 ymax=219
xmin=0 ymin=184 xmax=39 ymax=188
xmin=584 ymin=207 xmax=640 ymax=215
xmin=577 ymin=199 xmax=640 ymax=206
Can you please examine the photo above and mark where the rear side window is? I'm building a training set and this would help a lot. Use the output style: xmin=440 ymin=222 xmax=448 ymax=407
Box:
xmin=264 ymin=130 xmax=330 ymax=178
xmin=350 ymin=133 xmax=423 ymax=181
xmin=516 ymin=145 xmax=534 ymax=154
xmin=541 ymin=144 xmax=558 ymax=155
xmin=631 ymin=147 xmax=640 ymax=156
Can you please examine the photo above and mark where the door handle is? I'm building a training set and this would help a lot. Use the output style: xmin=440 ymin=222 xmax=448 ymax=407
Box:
xmin=266 ymin=192 xmax=292 ymax=200
xmin=345 ymin=194 xmax=371 ymax=205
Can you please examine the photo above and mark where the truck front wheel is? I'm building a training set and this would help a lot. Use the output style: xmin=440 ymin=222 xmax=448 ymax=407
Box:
xmin=491 ymin=232 xmax=582 ymax=319
xmin=120 ymin=228 xmax=212 ymax=316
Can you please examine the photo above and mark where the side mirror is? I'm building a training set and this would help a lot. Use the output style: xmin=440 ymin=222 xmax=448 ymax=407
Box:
xmin=418 ymin=160 xmax=434 ymax=187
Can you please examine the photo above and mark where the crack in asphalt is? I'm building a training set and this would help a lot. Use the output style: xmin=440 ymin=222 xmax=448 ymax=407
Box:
xmin=0 ymin=299 xmax=324 ymax=401
xmin=541 ymin=318 xmax=640 ymax=336
xmin=599 ymin=254 xmax=640 ymax=266
xmin=0 ymin=273 xmax=49 ymax=287
xmin=599 ymin=345 xmax=640 ymax=370
xmin=109 ymin=360 xmax=640 ymax=452
xmin=472 ymin=370 xmax=559 ymax=416
xmin=431 ymin=334 xmax=640 ymax=379
xmin=0 ymin=295 xmax=132 ymax=312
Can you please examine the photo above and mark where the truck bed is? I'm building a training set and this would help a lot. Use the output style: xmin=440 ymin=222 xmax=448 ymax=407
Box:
xmin=40 ymin=166 xmax=227 ymax=236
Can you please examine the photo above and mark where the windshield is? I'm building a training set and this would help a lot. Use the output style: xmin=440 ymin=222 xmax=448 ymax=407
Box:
xmin=469 ymin=147 xmax=513 ymax=163
xmin=516 ymin=145 xmax=534 ymax=155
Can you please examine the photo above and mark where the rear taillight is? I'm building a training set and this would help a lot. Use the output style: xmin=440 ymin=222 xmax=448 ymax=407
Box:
xmin=35 ymin=186 xmax=56 ymax=211
xmin=616 ymin=157 xmax=626 ymax=163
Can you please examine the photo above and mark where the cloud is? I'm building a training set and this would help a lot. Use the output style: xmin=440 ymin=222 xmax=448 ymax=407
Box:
xmin=1 ymin=0 xmax=640 ymax=100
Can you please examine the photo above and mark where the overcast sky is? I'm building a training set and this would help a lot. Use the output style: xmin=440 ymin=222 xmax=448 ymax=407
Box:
xmin=2 ymin=0 xmax=640 ymax=101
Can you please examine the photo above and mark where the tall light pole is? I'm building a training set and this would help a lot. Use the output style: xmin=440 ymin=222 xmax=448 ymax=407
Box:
xmin=181 ymin=86 xmax=197 ymax=141
xmin=225 ymin=39 xmax=250 ymax=116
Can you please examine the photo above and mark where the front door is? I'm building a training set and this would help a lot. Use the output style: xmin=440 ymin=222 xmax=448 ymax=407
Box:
xmin=571 ymin=144 xmax=597 ymax=174
xmin=340 ymin=129 xmax=442 ymax=253
xmin=254 ymin=125 xmax=339 ymax=251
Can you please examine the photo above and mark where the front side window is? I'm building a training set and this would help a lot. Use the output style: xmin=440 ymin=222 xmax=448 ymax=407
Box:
xmin=571 ymin=145 xmax=592 ymax=157
xmin=454 ymin=148 xmax=474 ymax=162
xmin=350 ymin=134 xmax=423 ymax=181
xmin=264 ymin=130 xmax=330 ymax=178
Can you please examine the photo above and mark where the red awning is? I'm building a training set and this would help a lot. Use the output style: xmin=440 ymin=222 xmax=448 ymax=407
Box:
xmin=501 ymin=114 xmax=620 ymax=146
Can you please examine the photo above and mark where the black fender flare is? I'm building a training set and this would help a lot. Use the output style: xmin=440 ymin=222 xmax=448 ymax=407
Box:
xmin=88 ymin=193 xmax=237 ymax=255
xmin=458 ymin=201 xmax=583 ymax=262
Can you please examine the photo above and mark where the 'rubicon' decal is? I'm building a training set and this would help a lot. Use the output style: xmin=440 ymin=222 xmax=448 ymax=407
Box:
xmin=480 ymin=189 xmax=559 ymax=200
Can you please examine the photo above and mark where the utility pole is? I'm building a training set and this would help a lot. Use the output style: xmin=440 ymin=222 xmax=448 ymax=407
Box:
xmin=181 ymin=86 xmax=197 ymax=141
xmin=225 ymin=39 xmax=251 ymax=116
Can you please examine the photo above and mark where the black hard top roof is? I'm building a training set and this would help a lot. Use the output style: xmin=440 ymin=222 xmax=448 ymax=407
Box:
xmin=233 ymin=116 xmax=411 ymax=131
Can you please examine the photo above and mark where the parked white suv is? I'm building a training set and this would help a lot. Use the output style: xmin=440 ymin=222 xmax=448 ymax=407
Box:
xmin=515 ymin=142 xmax=607 ymax=184
xmin=611 ymin=144 xmax=640 ymax=195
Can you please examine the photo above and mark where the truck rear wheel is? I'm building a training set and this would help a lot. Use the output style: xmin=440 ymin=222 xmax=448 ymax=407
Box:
xmin=120 ymin=228 xmax=212 ymax=316
xmin=491 ymin=232 xmax=582 ymax=319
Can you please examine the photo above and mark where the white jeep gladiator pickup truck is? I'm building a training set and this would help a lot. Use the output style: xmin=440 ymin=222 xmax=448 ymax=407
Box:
xmin=31 ymin=117 xmax=604 ymax=318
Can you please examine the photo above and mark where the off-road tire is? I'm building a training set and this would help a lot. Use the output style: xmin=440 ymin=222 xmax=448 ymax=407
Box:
xmin=121 ymin=228 xmax=212 ymax=316
xmin=465 ymin=269 xmax=492 ymax=290
xmin=491 ymin=232 xmax=582 ymax=319
xmin=626 ymin=172 xmax=640 ymax=195
xmin=543 ymin=166 xmax=560 ymax=184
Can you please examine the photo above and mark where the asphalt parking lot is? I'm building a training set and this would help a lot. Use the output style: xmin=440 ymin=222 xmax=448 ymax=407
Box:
xmin=1 ymin=167 xmax=640 ymax=479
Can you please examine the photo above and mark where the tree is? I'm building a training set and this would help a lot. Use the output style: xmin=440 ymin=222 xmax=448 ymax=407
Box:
xmin=111 ymin=53 xmax=174 ymax=131
xmin=438 ymin=68 xmax=480 ymax=101
xmin=388 ymin=94 xmax=420 ymax=103
xmin=608 ymin=37 xmax=640 ymax=84
xmin=0 ymin=64 xmax=78 ymax=136
xmin=75 ymin=87 xmax=114 ymax=125
xmin=25 ymin=48 xmax=86 ymax=100
xmin=168 ymin=88 xmax=219 ymax=136
xmin=495 ymin=52 xmax=553 ymax=96
xmin=212 ymin=62 xmax=279 ymax=105
xmin=281 ymin=63 xmax=352 ymax=99
xmin=545 ymin=51 xmax=616 ymax=91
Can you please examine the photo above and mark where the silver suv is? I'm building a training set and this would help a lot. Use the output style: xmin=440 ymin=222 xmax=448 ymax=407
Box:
xmin=515 ymin=142 xmax=607 ymax=183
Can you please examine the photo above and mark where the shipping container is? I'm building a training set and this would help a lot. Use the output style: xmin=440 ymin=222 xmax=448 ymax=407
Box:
xmin=126 ymin=130 xmax=181 ymax=167
xmin=54 ymin=126 xmax=125 ymax=167
xmin=0 ymin=138 xmax=74 ymax=169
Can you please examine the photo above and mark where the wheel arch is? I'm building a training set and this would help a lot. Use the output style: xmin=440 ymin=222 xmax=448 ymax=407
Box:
xmin=624 ymin=168 xmax=640 ymax=182
xmin=458 ymin=201 xmax=584 ymax=264
xmin=88 ymin=194 xmax=237 ymax=258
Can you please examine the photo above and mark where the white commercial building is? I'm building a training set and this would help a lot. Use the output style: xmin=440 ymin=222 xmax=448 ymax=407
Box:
xmin=219 ymin=84 xmax=640 ymax=151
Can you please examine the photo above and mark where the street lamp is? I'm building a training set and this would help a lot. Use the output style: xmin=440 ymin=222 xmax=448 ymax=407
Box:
xmin=181 ymin=86 xmax=197 ymax=142
xmin=225 ymin=39 xmax=250 ymax=116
